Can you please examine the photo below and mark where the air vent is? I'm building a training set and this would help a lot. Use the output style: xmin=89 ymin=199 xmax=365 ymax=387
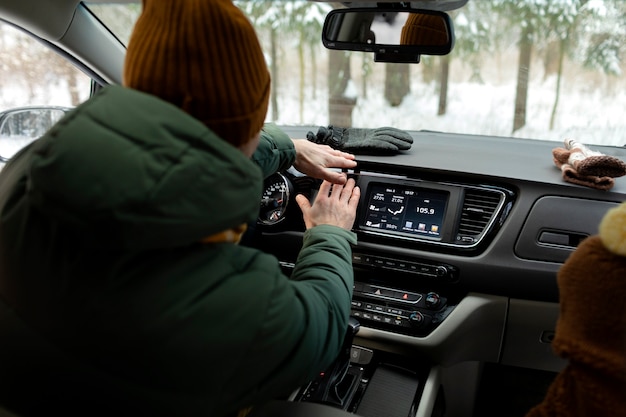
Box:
xmin=457 ymin=188 xmax=502 ymax=243
xmin=291 ymin=176 xmax=317 ymax=199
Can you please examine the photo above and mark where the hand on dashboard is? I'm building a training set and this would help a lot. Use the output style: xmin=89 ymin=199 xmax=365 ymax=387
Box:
xmin=296 ymin=175 xmax=360 ymax=231
xmin=291 ymin=139 xmax=357 ymax=185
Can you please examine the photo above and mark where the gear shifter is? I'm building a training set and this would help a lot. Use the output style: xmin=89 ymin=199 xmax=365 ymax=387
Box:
xmin=300 ymin=317 xmax=361 ymax=410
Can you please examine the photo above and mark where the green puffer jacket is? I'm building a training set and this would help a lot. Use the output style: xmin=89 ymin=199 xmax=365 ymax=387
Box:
xmin=0 ymin=86 xmax=356 ymax=417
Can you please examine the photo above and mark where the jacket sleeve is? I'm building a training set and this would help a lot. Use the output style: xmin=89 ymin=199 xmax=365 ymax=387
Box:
xmin=223 ymin=225 xmax=357 ymax=412
xmin=251 ymin=123 xmax=297 ymax=178
xmin=286 ymin=224 xmax=357 ymax=369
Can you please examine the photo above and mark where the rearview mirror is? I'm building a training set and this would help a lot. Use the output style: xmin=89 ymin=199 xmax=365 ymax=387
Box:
xmin=322 ymin=8 xmax=454 ymax=63
xmin=0 ymin=106 xmax=69 ymax=161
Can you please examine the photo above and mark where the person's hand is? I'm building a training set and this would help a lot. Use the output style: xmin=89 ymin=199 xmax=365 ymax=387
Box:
xmin=292 ymin=139 xmax=357 ymax=185
xmin=296 ymin=175 xmax=360 ymax=231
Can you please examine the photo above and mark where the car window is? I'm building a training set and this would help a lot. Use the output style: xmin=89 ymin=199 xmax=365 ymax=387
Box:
xmin=85 ymin=3 xmax=142 ymax=46
xmin=77 ymin=1 xmax=626 ymax=147
xmin=0 ymin=22 xmax=91 ymax=110
xmin=0 ymin=20 xmax=92 ymax=162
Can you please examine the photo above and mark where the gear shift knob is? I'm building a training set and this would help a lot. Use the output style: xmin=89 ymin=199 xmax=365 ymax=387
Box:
xmin=346 ymin=316 xmax=360 ymax=337
xmin=302 ymin=317 xmax=361 ymax=409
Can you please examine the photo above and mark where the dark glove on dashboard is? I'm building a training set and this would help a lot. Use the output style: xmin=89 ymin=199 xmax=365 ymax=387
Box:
xmin=306 ymin=125 xmax=413 ymax=154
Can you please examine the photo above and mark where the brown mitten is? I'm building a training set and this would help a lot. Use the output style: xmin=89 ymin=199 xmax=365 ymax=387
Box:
xmin=553 ymin=161 xmax=615 ymax=190
xmin=564 ymin=139 xmax=626 ymax=178
xmin=552 ymin=152 xmax=615 ymax=190
xmin=552 ymin=139 xmax=626 ymax=190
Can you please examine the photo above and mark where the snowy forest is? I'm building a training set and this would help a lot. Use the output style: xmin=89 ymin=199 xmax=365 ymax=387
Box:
xmin=1 ymin=0 xmax=625 ymax=145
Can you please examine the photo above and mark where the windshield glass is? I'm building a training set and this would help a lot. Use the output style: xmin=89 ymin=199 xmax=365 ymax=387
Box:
xmin=86 ymin=0 xmax=626 ymax=147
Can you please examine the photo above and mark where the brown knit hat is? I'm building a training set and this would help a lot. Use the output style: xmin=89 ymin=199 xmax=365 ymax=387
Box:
xmin=123 ymin=0 xmax=270 ymax=147
xmin=400 ymin=13 xmax=448 ymax=46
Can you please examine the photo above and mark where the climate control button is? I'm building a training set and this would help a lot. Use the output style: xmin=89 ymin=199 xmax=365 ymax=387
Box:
xmin=409 ymin=311 xmax=424 ymax=326
xmin=425 ymin=292 xmax=441 ymax=309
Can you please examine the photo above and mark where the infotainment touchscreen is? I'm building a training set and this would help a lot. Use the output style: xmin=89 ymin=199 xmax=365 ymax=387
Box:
xmin=361 ymin=182 xmax=449 ymax=239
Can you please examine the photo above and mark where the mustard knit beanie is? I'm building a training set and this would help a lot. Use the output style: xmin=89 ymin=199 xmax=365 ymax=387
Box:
xmin=400 ymin=13 xmax=448 ymax=46
xmin=123 ymin=0 xmax=270 ymax=147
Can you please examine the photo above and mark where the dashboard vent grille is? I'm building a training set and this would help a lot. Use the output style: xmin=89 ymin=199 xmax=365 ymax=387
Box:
xmin=457 ymin=189 xmax=502 ymax=239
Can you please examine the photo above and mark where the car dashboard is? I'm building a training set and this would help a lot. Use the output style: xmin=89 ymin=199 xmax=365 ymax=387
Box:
xmin=255 ymin=128 xmax=625 ymax=276
xmin=249 ymin=127 xmax=626 ymax=385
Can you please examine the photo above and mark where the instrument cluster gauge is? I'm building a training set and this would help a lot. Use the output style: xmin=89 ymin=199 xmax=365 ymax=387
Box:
xmin=258 ymin=172 xmax=294 ymax=226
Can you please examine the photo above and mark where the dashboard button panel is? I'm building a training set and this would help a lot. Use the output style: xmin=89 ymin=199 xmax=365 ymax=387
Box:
xmin=351 ymin=283 xmax=454 ymax=336
xmin=352 ymin=252 xmax=459 ymax=282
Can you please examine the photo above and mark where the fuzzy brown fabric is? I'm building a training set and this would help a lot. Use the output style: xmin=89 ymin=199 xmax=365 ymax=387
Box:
xmin=525 ymin=235 xmax=626 ymax=417
xmin=552 ymin=158 xmax=615 ymax=190
xmin=576 ymin=155 xmax=626 ymax=178
xmin=552 ymin=139 xmax=626 ymax=190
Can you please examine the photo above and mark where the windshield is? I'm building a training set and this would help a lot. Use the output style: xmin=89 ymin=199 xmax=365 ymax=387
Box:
xmin=86 ymin=0 xmax=626 ymax=147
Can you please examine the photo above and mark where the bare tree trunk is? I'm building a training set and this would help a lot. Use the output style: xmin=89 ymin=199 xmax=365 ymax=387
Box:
xmin=513 ymin=25 xmax=532 ymax=133
xmin=328 ymin=50 xmax=355 ymax=126
xmin=384 ymin=63 xmax=410 ymax=107
xmin=543 ymin=41 xmax=560 ymax=80
xmin=270 ymin=27 xmax=279 ymax=121
xmin=298 ymin=32 xmax=305 ymax=123
xmin=549 ymin=38 xmax=566 ymax=131
xmin=310 ymin=43 xmax=317 ymax=100
xmin=68 ymin=73 xmax=81 ymax=106
xmin=438 ymin=56 xmax=450 ymax=116
xmin=421 ymin=57 xmax=437 ymax=83
xmin=361 ymin=54 xmax=368 ymax=99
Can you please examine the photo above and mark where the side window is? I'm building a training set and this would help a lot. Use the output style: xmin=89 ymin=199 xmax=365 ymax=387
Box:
xmin=0 ymin=21 xmax=91 ymax=109
xmin=0 ymin=21 xmax=91 ymax=162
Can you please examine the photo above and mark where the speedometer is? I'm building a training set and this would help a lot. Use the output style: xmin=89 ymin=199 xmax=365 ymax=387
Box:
xmin=258 ymin=172 xmax=293 ymax=226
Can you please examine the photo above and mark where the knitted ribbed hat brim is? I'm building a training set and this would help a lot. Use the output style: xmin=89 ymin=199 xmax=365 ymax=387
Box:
xmin=123 ymin=0 xmax=270 ymax=147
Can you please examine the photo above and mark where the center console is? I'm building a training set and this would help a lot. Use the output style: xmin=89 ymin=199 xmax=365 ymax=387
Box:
xmin=350 ymin=282 xmax=453 ymax=337
xmin=249 ymin=169 xmax=517 ymax=417
xmin=291 ymin=318 xmax=440 ymax=417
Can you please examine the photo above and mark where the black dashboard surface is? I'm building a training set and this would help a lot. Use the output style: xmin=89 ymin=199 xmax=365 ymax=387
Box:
xmin=254 ymin=127 xmax=626 ymax=304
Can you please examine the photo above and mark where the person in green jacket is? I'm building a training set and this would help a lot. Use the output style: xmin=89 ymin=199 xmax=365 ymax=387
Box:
xmin=0 ymin=1 xmax=360 ymax=416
